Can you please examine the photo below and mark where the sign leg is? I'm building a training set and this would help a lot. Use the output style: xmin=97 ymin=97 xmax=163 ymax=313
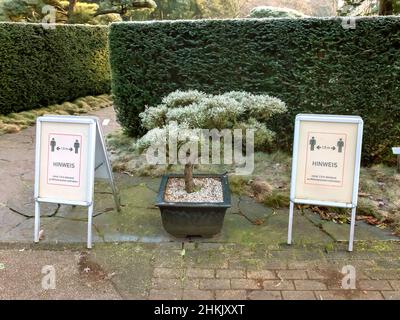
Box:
xmin=110 ymin=181 xmax=121 ymax=212
xmin=288 ymin=201 xmax=294 ymax=245
xmin=34 ymin=201 xmax=40 ymax=243
xmin=348 ymin=207 xmax=357 ymax=252
xmin=397 ymin=155 xmax=400 ymax=173
xmin=87 ymin=204 xmax=93 ymax=249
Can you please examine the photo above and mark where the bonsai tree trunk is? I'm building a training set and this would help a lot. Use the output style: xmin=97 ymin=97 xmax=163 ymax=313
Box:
xmin=67 ymin=0 xmax=77 ymax=22
xmin=184 ymin=163 xmax=195 ymax=193
xmin=379 ymin=0 xmax=393 ymax=15
xmin=184 ymin=150 xmax=195 ymax=193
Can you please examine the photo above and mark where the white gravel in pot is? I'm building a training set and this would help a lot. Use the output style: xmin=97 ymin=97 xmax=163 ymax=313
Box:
xmin=164 ymin=177 xmax=224 ymax=203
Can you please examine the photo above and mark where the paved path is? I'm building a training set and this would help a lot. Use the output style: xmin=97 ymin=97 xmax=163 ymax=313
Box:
xmin=0 ymin=242 xmax=399 ymax=300
xmin=0 ymin=106 xmax=399 ymax=300
xmin=0 ymin=247 xmax=121 ymax=299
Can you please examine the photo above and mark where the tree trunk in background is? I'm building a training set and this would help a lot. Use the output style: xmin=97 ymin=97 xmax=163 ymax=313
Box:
xmin=184 ymin=163 xmax=195 ymax=193
xmin=379 ymin=0 xmax=393 ymax=15
xmin=68 ymin=0 xmax=77 ymax=22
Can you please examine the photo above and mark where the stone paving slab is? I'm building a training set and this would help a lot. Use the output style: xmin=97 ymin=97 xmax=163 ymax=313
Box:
xmin=305 ymin=212 xmax=399 ymax=241
xmin=10 ymin=181 xmax=389 ymax=246
xmin=1 ymin=106 xmax=398 ymax=247
xmin=0 ymin=171 xmax=335 ymax=245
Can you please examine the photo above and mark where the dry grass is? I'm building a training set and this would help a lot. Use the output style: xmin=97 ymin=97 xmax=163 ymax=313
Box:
xmin=0 ymin=94 xmax=112 ymax=135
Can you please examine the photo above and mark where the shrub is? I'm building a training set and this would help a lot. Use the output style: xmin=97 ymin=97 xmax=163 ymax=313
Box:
xmin=249 ymin=6 xmax=305 ymax=18
xmin=137 ymin=90 xmax=287 ymax=151
xmin=137 ymin=90 xmax=286 ymax=193
xmin=109 ymin=17 xmax=400 ymax=165
xmin=0 ymin=22 xmax=110 ymax=114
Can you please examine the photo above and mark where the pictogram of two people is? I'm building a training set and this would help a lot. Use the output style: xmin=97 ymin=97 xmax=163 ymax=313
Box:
xmin=50 ymin=138 xmax=80 ymax=154
xmin=309 ymin=136 xmax=344 ymax=153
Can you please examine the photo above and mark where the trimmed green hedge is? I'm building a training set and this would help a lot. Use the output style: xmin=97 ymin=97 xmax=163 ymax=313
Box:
xmin=0 ymin=22 xmax=110 ymax=114
xmin=109 ymin=17 xmax=400 ymax=165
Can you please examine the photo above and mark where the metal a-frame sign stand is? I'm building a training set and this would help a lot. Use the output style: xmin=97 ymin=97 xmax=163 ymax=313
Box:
xmin=34 ymin=115 xmax=120 ymax=249
xmin=287 ymin=114 xmax=363 ymax=252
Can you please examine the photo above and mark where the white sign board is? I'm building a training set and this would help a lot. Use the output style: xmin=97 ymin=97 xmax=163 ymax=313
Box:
xmin=293 ymin=118 xmax=360 ymax=205
xmin=393 ymin=147 xmax=400 ymax=155
xmin=34 ymin=116 xmax=120 ymax=248
xmin=37 ymin=120 xmax=92 ymax=203
xmin=288 ymin=114 xmax=363 ymax=251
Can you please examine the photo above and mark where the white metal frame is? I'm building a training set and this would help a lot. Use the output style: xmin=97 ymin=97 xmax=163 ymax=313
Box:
xmin=94 ymin=118 xmax=121 ymax=212
xmin=34 ymin=115 xmax=117 ymax=249
xmin=287 ymin=114 xmax=364 ymax=252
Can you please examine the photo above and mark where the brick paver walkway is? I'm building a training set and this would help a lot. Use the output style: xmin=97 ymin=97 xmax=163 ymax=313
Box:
xmin=90 ymin=242 xmax=400 ymax=300
xmin=1 ymin=242 xmax=399 ymax=300
xmin=144 ymin=243 xmax=400 ymax=300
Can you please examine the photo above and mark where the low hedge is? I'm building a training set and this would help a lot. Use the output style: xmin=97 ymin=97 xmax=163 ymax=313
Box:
xmin=0 ymin=22 xmax=110 ymax=114
xmin=109 ymin=17 xmax=400 ymax=165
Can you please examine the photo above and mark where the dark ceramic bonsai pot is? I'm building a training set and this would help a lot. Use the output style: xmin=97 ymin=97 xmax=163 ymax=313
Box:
xmin=155 ymin=174 xmax=231 ymax=238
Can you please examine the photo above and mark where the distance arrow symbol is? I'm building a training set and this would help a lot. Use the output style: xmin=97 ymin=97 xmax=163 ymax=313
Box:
xmin=56 ymin=147 xmax=60 ymax=150
xmin=317 ymin=145 xmax=321 ymax=150
xmin=69 ymin=148 xmax=73 ymax=152
xmin=332 ymin=146 xmax=336 ymax=151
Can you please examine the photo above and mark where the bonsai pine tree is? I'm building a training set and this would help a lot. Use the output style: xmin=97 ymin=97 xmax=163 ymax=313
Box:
xmin=0 ymin=0 xmax=157 ymax=23
xmin=136 ymin=121 xmax=201 ymax=193
xmin=137 ymin=90 xmax=287 ymax=193
xmin=338 ymin=0 xmax=399 ymax=16
xmin=94 ymin=0 xmax=157 ymax=20
xmin=248 ymin=6 xmax=305 ymax=18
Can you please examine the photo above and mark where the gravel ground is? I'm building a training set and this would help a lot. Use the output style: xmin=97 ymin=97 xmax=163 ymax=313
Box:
xmin=164 ymin=177 xmax=223 ymax=203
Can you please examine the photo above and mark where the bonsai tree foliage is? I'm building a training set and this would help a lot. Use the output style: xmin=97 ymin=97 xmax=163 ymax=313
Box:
xmin=0 ymin=0 xmax=156 ymax=23
xmin=60 ymin=1 xmax=123 ymax=24
xmin=338 ymin=0 xmax=399 ymax=16
xmin=94 ymin=0 xmax=157 ymax=20
xmin=137 ymin=90 xmax=287 ymax=193
xmin=134 ymin=0 xmax=248 ymax=20
xmin=0 ymin=0 xmax=66 ymax=22
xmin=248 ymin=5 xmax=305 ymax=18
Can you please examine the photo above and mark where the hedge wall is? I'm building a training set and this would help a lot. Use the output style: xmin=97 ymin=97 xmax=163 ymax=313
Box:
xmin=0 ymin=22 xmax=110 ymax=114
xmin=109 ymin=17 xmax=400 ymax=165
